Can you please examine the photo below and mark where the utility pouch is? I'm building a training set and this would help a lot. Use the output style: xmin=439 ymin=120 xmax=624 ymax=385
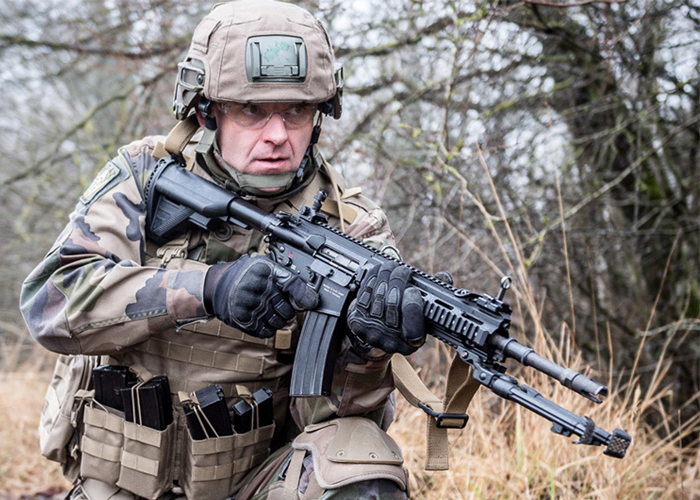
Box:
xmin=39 ymin=354 xmax=101 ymax=482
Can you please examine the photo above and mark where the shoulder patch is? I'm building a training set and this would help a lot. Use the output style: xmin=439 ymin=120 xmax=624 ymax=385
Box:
xmin=79 ymin=161 xmax=129 ymax=206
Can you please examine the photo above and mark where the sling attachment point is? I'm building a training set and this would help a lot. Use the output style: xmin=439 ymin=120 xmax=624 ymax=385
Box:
xmin=392 ymin=353 xmax=481 ymax=470
xmin=417 ymin=402 xmax=469 ymax=429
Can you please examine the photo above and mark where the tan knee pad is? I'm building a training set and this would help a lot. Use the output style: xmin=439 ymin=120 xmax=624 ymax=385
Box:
xmin=291 ymin=417 xmax=408 ymax=492
xmin=70 ymin=478 xmax=138 ymax=500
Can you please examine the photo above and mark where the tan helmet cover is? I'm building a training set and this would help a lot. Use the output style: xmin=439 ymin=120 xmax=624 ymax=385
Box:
xmin=184 ymin=0 xmax=336 ymax=108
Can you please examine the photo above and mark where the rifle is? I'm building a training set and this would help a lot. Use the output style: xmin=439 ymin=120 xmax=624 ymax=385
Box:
xmin=144 ymin=158 xmax=631 ymax=459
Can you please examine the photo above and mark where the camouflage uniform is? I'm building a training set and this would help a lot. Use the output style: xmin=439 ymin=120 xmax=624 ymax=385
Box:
xmin=20 ymin=135 xmax=409 ymax=499
xmin=21 ymin=0 xmax=415 ymax=497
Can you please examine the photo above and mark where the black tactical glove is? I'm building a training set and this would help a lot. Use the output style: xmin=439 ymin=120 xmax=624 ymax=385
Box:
xmin=346 ymin=261 xmax=425 ymax=358
xmin=205 ymin=255 xmax=319 ymax=338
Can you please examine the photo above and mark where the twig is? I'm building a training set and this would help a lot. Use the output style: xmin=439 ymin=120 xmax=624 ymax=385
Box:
xmin=523 ymin=0 xmax=628 ymax=7
xmin=0 ymin=71 xmax=167 ymax=187
xmin=524 ymin=113 xmax=700 ymax=248
xmin=0 ymin=34 xmax=181 ymax=60
xmin=630 ymin=231 xmax=680 ymax=382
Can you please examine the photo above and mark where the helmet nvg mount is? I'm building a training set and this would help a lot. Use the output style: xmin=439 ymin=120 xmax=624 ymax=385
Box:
xmin=173 ymin=0 xmax=343 ymax=122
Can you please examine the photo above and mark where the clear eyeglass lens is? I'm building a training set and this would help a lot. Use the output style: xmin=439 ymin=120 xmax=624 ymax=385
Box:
xmin=227 ymin=104 xmax=315 ymax=129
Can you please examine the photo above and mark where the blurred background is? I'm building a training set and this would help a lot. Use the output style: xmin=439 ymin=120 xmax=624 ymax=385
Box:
xmin=0 ymin=0 xmax=698 ymax=498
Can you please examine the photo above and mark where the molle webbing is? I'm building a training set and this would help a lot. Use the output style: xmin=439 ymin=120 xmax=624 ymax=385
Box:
xmin=186 ymin=426 xmax=275 ymax=480
xmin=134 ymin=337 xmax=268 ymax=375
xmin=81 ymin=407 xmax=123 ymax=464
xmin=81 ymin=434 xmax=121 ymax=464
xmin=183 ymin=320 xmax=275 ymax=346
xmin=182 ymin=319 xmax=293 ymax=351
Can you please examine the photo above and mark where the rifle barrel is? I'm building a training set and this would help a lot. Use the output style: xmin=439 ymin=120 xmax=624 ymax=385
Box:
xmin=489 ymin=335 xmax=608 ymax=403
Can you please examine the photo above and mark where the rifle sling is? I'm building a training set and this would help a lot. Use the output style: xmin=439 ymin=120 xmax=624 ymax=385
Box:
xmin=153 ymin=114 xmax=201 ymax=159
xmin=391 ymin=354 xmax=480 ymax=471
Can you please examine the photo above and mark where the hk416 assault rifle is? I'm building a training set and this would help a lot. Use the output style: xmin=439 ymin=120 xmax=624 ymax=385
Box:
xmin=145 ymin=158 xmax=631 ymax=459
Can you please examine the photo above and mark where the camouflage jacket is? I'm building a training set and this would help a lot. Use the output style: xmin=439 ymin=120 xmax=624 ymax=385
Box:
xmin=20 ymin=135 xmax=397 ymax=439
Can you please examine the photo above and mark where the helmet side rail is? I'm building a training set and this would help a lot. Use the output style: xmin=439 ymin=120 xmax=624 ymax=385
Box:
xmin=144 ymin=158 xmax=631 ymax=459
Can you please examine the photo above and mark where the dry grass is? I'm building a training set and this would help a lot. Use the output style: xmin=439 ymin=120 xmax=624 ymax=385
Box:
xmin=389 ymin=341 xmax=700 ymax=500
xmin=0 ymin=352 xmax=71 ymax=499
xmin=379 ymin=152 xmax=696 ymax=499
xmin=3 ymin=344 xmax=697 ymax=500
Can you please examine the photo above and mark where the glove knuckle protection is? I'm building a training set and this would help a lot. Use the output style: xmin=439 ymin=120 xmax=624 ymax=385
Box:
xmin=370 ymin=282 xmax=388 ymax=317
xmin=389 ymin=265 xmax=411 ymax=286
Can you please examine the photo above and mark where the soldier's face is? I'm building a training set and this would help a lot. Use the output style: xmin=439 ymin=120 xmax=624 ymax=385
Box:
xmin=212 ymin=103 xmax=315 ymax=192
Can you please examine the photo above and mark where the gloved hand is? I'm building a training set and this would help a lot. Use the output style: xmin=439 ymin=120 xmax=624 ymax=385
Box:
xmin=205 ymin=255 xmax=319 ymax=338
xmin=346 ymin=261 xmax=425 ymax=358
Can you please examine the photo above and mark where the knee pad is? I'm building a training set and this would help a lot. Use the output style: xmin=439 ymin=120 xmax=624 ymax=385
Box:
xmin=290 ymin=417 xmax=408 ymax=492
xmin=69 ymin=478 xmax=138 ymax=500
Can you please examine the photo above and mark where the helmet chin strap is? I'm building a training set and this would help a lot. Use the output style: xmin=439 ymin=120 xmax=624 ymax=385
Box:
xmin=193 ymin=98 xmax=322 ymax=198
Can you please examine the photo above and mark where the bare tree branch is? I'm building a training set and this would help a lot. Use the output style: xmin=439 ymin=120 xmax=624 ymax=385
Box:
xmin=0 ymin=34 xmax=184 ymax=59
xmin=1 ymin=71 xmax=168 ymax=188
xmin=522 ymin=0 xmax=627 ymax=7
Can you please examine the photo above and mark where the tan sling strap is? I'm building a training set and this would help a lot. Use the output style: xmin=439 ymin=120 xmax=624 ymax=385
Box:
xmin=391 ymin=353 xmax=481 ymax=470
xmin=283 ymin=448 xmax=307 ymax=499
xmin=319 ymin=197 xmax=358 ymax=229
xmin=152 ymin=114 xmax=201 ymax=160
xmin=156 ymin=232 xmax=191 ymax=266
xmin=316 ymin=155 xmax=358 ymax=231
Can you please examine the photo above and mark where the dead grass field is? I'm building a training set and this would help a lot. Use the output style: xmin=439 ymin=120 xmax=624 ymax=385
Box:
xmin=0 ymin=370 xmax=71 ymax=500
xmin=1 ymin=347 xmax=698 ymax=500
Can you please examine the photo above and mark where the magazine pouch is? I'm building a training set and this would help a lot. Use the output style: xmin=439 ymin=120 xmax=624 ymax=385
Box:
xmin=183 ymin=423 xmax=276 ymax=499
xmin=181 ymin=385 xmax=276 ymax=500
xmin=116 ymin=419 xmax=176 ymax=499
xmin=80 ymin=402 xmax=125 ymax=484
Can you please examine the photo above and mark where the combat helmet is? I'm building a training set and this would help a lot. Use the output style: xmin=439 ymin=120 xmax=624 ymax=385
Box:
xmin=172 ymin=0 xmax=343 ymax=196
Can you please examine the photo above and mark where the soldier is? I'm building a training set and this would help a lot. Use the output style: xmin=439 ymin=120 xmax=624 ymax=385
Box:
xmin=20 ymin=1 xmax=425 ymax=499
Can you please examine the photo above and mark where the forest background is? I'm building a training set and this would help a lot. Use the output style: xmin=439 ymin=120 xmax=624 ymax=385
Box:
xmin=0 ymin=0 xmax=698 ymax=498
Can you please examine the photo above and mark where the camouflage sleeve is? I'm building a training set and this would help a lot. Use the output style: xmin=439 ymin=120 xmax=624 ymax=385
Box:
xmin=290 ymin=192 xmax=398 ymax=429
xmin=19 ymin=144 xmax=208 ymax=355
